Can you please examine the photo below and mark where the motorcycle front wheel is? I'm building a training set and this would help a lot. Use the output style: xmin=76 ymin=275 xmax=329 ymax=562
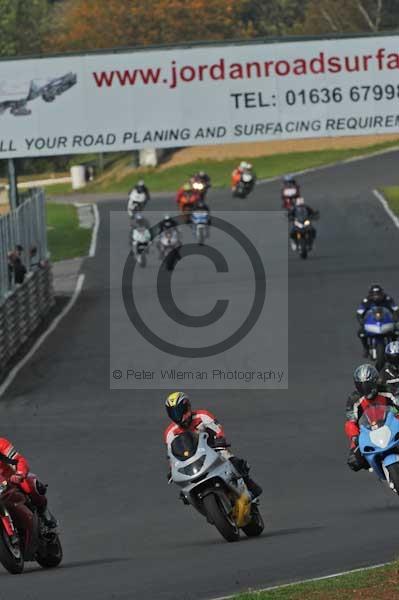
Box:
xmin=299 ymin=238 xmax=308 ymax=259
xmin=0 ymin=527 xmax=24 ymax=574
xmin=203 ymin=494 xmax=239 ymax=542
xmin=36 ymin=534 xmax=63 ymax=569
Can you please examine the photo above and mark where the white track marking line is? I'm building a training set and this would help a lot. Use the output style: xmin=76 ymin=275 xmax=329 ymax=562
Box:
xmin=0 ymin=273 xmax=85 ymax=398
xmin=374 ymin=189 xmax=399 ymax=229
xmin=89 ymin=203 xmax=100 ymax=257
xmin=210 ymin=562 xmax=390 ymax=600
xmin=257 ymin=144 xmax=399 ymax=186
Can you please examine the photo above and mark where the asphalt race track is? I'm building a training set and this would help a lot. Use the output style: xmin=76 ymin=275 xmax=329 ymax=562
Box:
xmin=2 ymin=150 xmax=399 ymax=600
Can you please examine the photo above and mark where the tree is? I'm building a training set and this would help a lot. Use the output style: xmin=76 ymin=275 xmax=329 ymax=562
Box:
xmin=295 ymin=0 xmax=399 ymax=35
xmin=241 ymin=0 xmax=308 ymax=37
xmin=45 ymin=0 xmax=252 ymax=53
xmin=0 ymin=0 xmax=51 ymax=57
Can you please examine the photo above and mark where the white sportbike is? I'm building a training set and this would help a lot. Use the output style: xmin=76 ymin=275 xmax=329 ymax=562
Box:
xmin=168 ymin=431 xmax=264 ymax=542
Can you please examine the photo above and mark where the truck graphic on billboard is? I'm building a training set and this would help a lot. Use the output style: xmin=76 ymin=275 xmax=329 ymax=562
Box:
xmin=0 ymin=72 xmax=77 ymax=116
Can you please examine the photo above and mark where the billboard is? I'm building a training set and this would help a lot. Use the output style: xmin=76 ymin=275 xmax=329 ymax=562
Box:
xmin=2 ymin=35 xmax=399 ymax=157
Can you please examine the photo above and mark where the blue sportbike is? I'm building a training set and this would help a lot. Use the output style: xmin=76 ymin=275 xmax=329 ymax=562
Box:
xmin=363 ymin=306 xmax=395 ymax=370
xmin=359 ymin=403 xmax=399 ymax=494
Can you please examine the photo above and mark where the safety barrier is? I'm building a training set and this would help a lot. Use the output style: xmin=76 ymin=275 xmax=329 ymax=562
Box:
xmin=0 ymin=190 xmax=54 ymax=376
xmin=0 ymin=264 xmax=54 ymax=374
xmin=0 ymin=189 xmax=48 ymax=300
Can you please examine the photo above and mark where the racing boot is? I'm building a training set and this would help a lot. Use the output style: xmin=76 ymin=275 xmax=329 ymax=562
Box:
xmin=244 ymin=477 xmax=263 ymax=501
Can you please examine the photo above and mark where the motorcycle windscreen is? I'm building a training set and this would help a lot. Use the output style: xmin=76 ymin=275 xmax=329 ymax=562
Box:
xmin=171 ymin=431 xmax=199 ymax=461
xmin=365 ymin=307 xmax=393 ymax=323
xmin=359 ymin=404 xmax=391 ymax=429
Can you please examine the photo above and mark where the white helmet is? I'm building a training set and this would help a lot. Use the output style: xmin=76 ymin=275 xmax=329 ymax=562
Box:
xmin=239 ymin=161 xmax=248 ymax=169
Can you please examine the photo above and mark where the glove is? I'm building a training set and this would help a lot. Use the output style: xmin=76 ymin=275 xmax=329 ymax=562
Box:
xmin=10 ymin=473 xmax=25 ymax=484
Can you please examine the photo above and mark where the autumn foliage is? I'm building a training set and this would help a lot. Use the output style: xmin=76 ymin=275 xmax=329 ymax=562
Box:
xmin=46 ymin=0 xmax=253 ymax=53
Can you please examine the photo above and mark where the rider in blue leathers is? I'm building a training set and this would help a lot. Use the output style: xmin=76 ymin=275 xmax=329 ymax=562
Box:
xmin=357 ymin=285 xmax=399 ymax=357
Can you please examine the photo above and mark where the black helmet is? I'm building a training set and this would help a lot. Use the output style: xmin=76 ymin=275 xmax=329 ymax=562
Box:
xmin=136 ymin=180 xmax=145 ymax=193
xmin=165 ymin=392 xmax=192 ymax=427
xmin=368 ymin=285 xmax=385 ymax=305
xmin=385 ymin=341 xmax=399 ymax=367
xmin=353 ymin=364 xmax=379 ymax=399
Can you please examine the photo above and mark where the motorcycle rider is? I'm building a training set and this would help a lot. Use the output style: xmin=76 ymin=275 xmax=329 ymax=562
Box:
xmin=127 ymin=180 xmax=150 ymax=218
xmin=345 ymin=364 xmax=399 ymax=471
xmin=129 ymin=180 xmax=150 ymax=201
xmin=164 ymin=392 xmax=262 ymax=500
xmin=288 ymin=197 xmax=317 ymax=250
xmin=191 ymin=197 xmax=211 ymax=223
xmin=231 ymin=161 xmax=253 ymax=191
xmin=192 ymin=171 xmax=211 ymax=190
xmin=378 ymin=341 xmax=399 ymax=396
xmin=281 ymin=175 xmax=300 ymax=208
xmin=357 ymin=285 xmax=399 ymax=357
xmin=131 ymin=214 xmax=152 ymax=249
xmin=158 ymin=214 xmax=179 ymax=234
xmin=0 ymin=438 xmax=57 ymax=529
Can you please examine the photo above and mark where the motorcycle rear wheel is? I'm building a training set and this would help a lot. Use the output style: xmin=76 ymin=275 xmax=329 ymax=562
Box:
xmin=242 ymin=504 xmax=264 ymax=537
xmin=36 ymin=534 xmax=63 ymax=569
xmin=203 ymin=494 xmax=239 ymax=542
xmin=0 ymin=528 xmax=24 ymax=574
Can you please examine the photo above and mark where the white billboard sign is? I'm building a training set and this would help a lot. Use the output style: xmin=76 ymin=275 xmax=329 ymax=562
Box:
xmin=1 ymin=35 xmax=399 ymax=157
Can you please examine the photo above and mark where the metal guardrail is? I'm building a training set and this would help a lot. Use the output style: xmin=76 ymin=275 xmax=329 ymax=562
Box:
xmin=0 ymin=188 xmax=48 ymax=300
xmin=0 ymin=265 xmax=54 ymax=374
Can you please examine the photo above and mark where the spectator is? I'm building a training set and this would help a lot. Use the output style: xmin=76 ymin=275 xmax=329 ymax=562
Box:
xmin=13 ymin=256 xmax=26 ymax=285
xmin=29 ymin=245 xmax=41 ymax=271
xmin=7 ymin=251 xmax=15 ymax=288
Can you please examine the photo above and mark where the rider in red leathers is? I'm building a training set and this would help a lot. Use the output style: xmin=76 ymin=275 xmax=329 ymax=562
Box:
xmin=0 ymin=438 xmax=57 ymax=528
xmin=164 ymin=392 xmax=262 ymax=499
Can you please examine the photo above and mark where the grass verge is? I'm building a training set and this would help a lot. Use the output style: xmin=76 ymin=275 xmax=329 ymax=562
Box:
xmin=382 ymin=186 xmax=399 ymax=216
xmin=45 ymin=139 xmax=399 ymax=197
xmin=234 ymin=562 xmax=399 ymax=600
xmin=46 ymin=202 xmax=91 ymax=262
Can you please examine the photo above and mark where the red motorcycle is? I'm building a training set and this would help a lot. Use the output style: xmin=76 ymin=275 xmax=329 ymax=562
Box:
xmin=0 ymin=475 xmax=62 ymax=574
xmin=178 ymin=190 xmax=201 ymax=223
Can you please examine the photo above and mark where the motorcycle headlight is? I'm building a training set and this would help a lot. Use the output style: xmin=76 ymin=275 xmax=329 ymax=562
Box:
xmin=178 ymin=455 xmax=206 ymax=476
xmin=304 ymin=220 xmax=310 ymax=226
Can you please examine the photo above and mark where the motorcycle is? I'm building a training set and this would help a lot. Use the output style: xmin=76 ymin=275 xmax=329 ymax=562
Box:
xmin=168 ymin=431 xmax=264 ymax=542
xmin=0 ymin=478 xmax=62 ymax=574
xmin=179 ymin=191 xmax=200 ymax=224
xmin=282 ymin=186 xmax=298 ymax=210
xmin=128 ymin=189 xmax=148 ymax=219
xmin=363 ymin=306 xmax=396 ymax=370
xmin=290 ymin=207 xmax=317 ymax=259
xmin=192 ymin=176 xmax=211 ymax=199
xmin=191 ymin=210 xmax=209 ymax=245
xmin=233 ymin=172 xmax=256 ymax=199
xmin=359 ymin=403 xmax=399 ymax=494
xmin=158 ymin=229 xmax=181 ymax=271
xmin=131 ymin=226 xmax=151 ymax=268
